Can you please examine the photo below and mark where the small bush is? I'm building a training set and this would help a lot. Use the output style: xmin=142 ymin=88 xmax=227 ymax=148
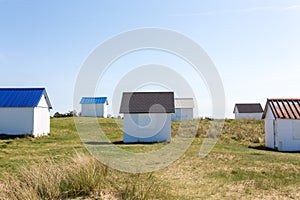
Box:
xmin=221 ymin=119 xmax=264 ymax=144
xmin=193 ymin=119 xmax=264 ymax=144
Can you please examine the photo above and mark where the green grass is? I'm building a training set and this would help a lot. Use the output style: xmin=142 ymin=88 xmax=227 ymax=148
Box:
xmin=0 ymin=118 xmax=85 ymax=174
xmin=0 ymin=118 xmax=299 ymax=199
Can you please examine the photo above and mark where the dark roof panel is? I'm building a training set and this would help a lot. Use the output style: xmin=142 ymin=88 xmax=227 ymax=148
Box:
xmin=120 ymin=92 xmax=175 ymax=114
xmin=0 ymin=88 xmax=52 ymax=108
xmin=234 ymin=103 xmax=263 ymax=113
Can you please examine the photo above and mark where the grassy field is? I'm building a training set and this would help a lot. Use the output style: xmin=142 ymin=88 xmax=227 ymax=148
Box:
xmin=0 ymin=118 xmax=299 ymax=199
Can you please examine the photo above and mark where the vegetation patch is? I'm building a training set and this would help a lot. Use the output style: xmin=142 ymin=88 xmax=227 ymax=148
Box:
xmin=0 ymin=154 xmax=167 ymax=200
xmin=0 ymin=118 xmax=299 ymax=199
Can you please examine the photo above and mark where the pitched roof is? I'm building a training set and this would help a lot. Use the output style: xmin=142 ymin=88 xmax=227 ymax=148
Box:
xmin=80 ymin=97 xmax=107 ymax=104
xmin=0 ymin=88 xmax=52 ymax=108
xmin=234 ymin=103 xmax=263 ymax=113
xmin=119 ymin=92 xmax=175 ymax=114
xmin=263 ymin=98 xmax=300 ymax=119
xmin=174 ymin=98 xmax=194 ymax=109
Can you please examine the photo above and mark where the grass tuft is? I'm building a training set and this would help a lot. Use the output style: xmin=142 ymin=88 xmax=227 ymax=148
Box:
xmin=0 ymin=153 xmax=166 ymax=200
xmin=121 ymin=173 xmax=168 ymax=200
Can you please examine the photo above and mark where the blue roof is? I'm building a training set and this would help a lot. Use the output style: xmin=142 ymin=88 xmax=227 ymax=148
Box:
xmin=80 ymin=97 xmax=107 ymax=104
xmin=0 ymin=88 xmax=52 ymax=108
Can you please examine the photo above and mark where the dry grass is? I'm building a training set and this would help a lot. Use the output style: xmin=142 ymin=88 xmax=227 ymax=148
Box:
xmin=192 ymin=119 xmax=265 ymax=144
xmin=0 ymin=154 xmax=105 ymax=199
xmin=0 ymin=154 xmax=166 ymax=200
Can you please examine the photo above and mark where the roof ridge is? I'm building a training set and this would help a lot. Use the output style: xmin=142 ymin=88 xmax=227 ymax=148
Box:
xmin=268 ymin=98 xmax=300 ymax=101
xmin=0 ymin=88 xmax=45 ymax=90
xmin=81 ymin=97 xmax=107 ymax=98
xmin=235 ymin=103 xmax=261 ymax=105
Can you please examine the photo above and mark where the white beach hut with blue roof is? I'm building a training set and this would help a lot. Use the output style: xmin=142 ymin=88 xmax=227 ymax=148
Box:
xmin=0 ymin=88 xmax=52 ymax=137
xmin=80 ymin=97 xmax=108 ymax=118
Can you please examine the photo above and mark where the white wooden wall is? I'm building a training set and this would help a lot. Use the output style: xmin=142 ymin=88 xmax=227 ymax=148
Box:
xmin=171 ymin=108 xmax=193 ymax=121
xmin=265 ymin=107 xmax=275 ymax=149
xmin=81 ymin=104 xmax=107 ymax=118
xmin=0 ymin=107 xmax=34 ymax=135
xmin=235 ymin=111 xmax=263 ymax=119
xmin=33 ymin=93 xmax=50 ymax=136
xmin=33 ymin=107 xmax=50 ymax=136
xmin=275 ymin=119 xmax=300 ymax=151
xmin=123 ymin=113 xmax=171 ymax=143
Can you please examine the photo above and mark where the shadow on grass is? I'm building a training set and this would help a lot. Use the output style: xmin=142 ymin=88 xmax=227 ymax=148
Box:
xmin=84 ymin=141 xmax=168 ymax=145
xmin=84 ymin=141 xmax=123 ymax=145
xmin=0 ymin=134 xmax=30 ymax=140
xmin=249 ymin=145 xmax=300 ymax=153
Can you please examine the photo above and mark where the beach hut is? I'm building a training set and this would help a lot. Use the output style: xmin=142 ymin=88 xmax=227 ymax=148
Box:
xmin=263 ymin=98 xmax=300 ymax=151
xmin=80 ymin=97 xmax=108 ymax=118
xmin=0 ymin=88 xmax=52 ymax=137
xmin=171 ymin=98 xmax=194 ymax=121
xmin=119 ymin=92 xmax=175 ymax=143
xmin=233 ymin=103 xmax=263 ymax=119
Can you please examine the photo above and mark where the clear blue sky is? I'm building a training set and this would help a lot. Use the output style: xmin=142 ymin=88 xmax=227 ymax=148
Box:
xmin=1 ymin=0 xmax=300 ymax=118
